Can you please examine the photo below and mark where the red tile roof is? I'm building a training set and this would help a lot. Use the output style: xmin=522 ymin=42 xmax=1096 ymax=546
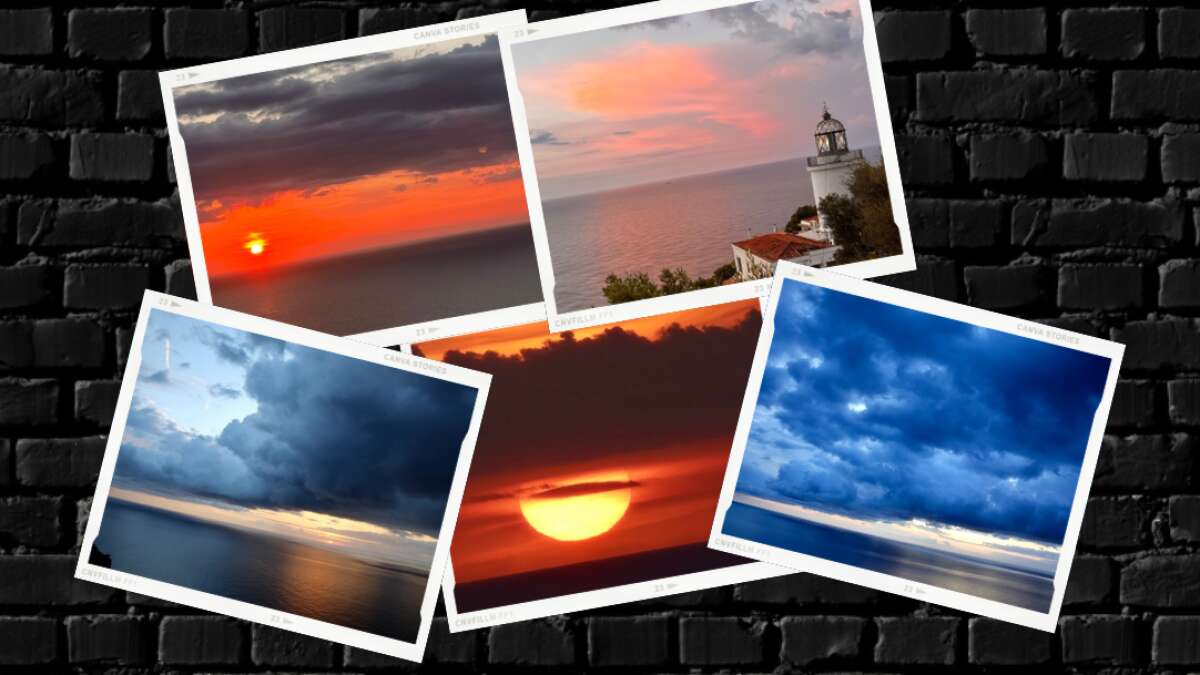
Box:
xmin=733 ymin=232 xmax=833 ymax=262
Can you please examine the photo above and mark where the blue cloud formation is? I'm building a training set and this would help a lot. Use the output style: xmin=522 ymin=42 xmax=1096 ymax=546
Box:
xmin=735 ymin=280 xmax=1111 ymax=545
xmin=115 ymin=310 xmax=479 ymax=536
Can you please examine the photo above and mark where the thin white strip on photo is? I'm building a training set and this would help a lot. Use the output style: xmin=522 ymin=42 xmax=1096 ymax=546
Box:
xmin=76 ymin=291 xmax=490 ymax=662
xmin=709 ymin=261 xmax=1124 ymax=632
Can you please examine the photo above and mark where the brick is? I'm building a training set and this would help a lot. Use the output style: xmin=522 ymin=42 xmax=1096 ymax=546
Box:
xmin=735 ymin=573 xmax=882 ymax=605
xmin=1095 ymin=434 xmax=1198 ymax=491
xmin=1110 ymin=380 xmax=1158 ymax=428
xmin=0 ymin=132 xmax=57 ymax=180
xmin=1061 ymin=9 xmax=1147 ymax=61
xmin=16 ymin=437 xmax=105 ymax=488
xmin=1113 ymin=70 xmax=1200 ymax=121
xmin=965 ymin=265 xmax=1051 ymax=310
xmin=1153 ymin=616 xmax=1200 ymax=664
xmin=251 ymin=624 xmax=334 ymax=667
xmin=0 ymin=267 xmax=55 ymax=309
xmin=589 ymin=616 xmax=669 ymax=666
xmin=1079 ymin=496 xmax=1153 ymax=549
xmin=67 ymin=9 xmax=153 ymax=61
xmin=884 ymin=75 xmax=911 ymax=124
xmin=343 ymin=646 xmax=417 ymax=668
xmin=1061 ymin=615 xmax=1143 ymax=664
xmin=1160 ymin=259 xmax=1200 ymax=308
xmin=164 ymin=9 xmax=249 ymax=60
xmin=75 ymin=497 xmax=90 ymax=546
xmin=158 ymin=615 xmax=244 ymax=665
xmin=0 ymin=440 xmax=9 ymax=486
xmin=965 ymin=9 xmax=1046 ymax=57
xmin=1169 ymin=496 xmax=1200 ymax=542
xmin=969 ymin=133 xmax=1052 ymax=181
xmin=258 ymin=8 xmax=347 ymax=52
xmin=879 ymin=257 xmax=959 ymax=302
xmin=875 ymin=11 xmax=951 ymax=62
xmin=0 ymin=67 xmax=105 ymax=126
xmin=67 ymin=615 xmax=151 ymax=664
xmin=0 ymin=379 xmax=59 ymax=426
xmin=1014 ymin=199 xmax=1184 ymax=249
xmin=895 ymin=135 xmax=956 ymax=186
xmin=1064 ymin=133 xmax=1149 ymax=182
xmin=19 ymin=199 xmax=182 ymax=248
xmin=0 ymin=9 xmax=53 ymax=56
xmin=1116 ymin=320 xmax=1200 ymax=371
xmin=917 ymin=70 xmax=1099 ymax=125
xmin=968 ymin=618 xmax=1052 ymax=664
xmin=680 ymin=617 xmax=763 ymax=666
xmin=1122 ymin=554 xmax=1200 ymax=607
xmin=1058 ymin=263 xmax=1144 ymax=310
xmin=0 ymin=322 xmax=33 ymax=369
xmin=117 ymin=70 xmax=164 ymax=123
xmin=1162 ymin=134 xmax=1200 ymax=183
xmin=489 ymin=621 xmax=575 ymax=666
xmin=875 ymin=617 xmax=957 ymax=665
xmin=1064 ymin=555 xmax=1114 ymax=605
xmin=427 ymin=616 xmax=476 ymax=664
xmin=70 ymin=133 xmax=155 ymax=182
xmin=949 ymin=200 xmax=1004 ymax=248
xmin=904 ymin=199 xmax=948 ymax=249
xmin=33 ymin=318 xmax=105 ymax=368
xmin=0 ymin=555 xmax=116 ymax=604
xmin=0 ymin=616 xmax=57 ymax=664
xmin=0 ymin=496 xmax=61 ymax=546
xmin=75 ymin=380 xmax=120 ymax=426
xmin=780 ymin=616 xmax=865 ymax=666
xmin=165 ymin=259 xmax=196 ymax=300
xmin=358 ymin=7 xmax=440 ymax=35
xmin=1160 ymin=9 xmax=1200 ymax=59
xmin=64 ymin=264 xmax=149 ymax=310
xmin=1168 ymin=379 xmax=1200 ymax=426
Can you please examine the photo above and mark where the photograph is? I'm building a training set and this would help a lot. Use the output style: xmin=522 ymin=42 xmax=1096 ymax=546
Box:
xmin=164 ymin=12 xmax=546 ymax=343
xmin=502 ymin=0 xmax=912 ymax=330
xmin=77 ymin=292 xmax=490 ymax=661
xmin=710 ymin=263 xmax=1123 ymax=631
xmin=410 ymin=293 xmax=786 ymax=629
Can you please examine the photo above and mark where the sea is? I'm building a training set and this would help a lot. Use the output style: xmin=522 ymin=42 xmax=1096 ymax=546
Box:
xmin=209 ymin=223 xmax=543 ymax=336
xmin=95 ymin=500 xmax=427 ymax=642
xmin=722 ymin=501 xmax=1055 ymax=612
xmin=542 ymin=157 xmax=816 ymax=313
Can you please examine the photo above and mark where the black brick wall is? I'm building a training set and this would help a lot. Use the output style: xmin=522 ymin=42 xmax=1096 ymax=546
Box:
xmin=0 ymin=0 xmax=1196 ymax=671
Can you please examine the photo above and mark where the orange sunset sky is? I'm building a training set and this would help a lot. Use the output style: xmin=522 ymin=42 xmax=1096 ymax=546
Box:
xmin=415 ymin=300 xmax=762 ymax=587
xmin=175 ymin=34 xmax=529 ymax=278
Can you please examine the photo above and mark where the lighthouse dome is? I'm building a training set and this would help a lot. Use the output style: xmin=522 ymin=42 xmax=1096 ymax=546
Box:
xmin=814 ymin=104 xmax=849 ymax=155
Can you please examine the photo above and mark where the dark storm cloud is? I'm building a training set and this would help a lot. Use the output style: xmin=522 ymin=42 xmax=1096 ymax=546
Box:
xmin=710 ymin=0 xmax=853 ymax=55
xmin=736 ymin=281 xmax=1112 ymax=545
xmin=414 ymin=309 xmax=761 ymax=478
xmin=115 ymin=334 xmax=479 ymax=536
xmin=528 ymin=480 xmax=641 ymax=500
xmin=207 ymin=383 xmax=241 ymax=399
xmin=174 ymin=35 xmax=518 ymax=204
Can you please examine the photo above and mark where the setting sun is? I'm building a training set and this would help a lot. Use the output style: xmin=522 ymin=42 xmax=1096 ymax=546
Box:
xmin=244 ymin=234 xmax=267 ymax=256
xmin=519 ymin=471 xmax=633 ymax=541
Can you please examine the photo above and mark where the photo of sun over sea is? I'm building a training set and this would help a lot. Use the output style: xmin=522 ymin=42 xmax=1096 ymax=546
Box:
xmin=413 ymin=300 xmax=771 ymax=611
xmin=91 ymin=309 xmax=479 ymax=642
xmin=173 ymin=32 xmax=541 ymax=335
xmin=510 ymin=0 xmax=902 ymax=312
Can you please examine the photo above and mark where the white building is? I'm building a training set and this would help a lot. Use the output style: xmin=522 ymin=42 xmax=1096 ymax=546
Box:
xmin=731 ymin=232 xmax=838 ymax=280
xmin=805 ymin=104 xmax=865 ymax=240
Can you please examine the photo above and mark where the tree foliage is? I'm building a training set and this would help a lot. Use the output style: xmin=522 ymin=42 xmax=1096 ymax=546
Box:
xmin=783 ymin=204 xmax=818 ymax=233
xmin=602 ymin=262 xmax=737 ymax=304
xmin=820 ymin=161 xmax=902 ymax=263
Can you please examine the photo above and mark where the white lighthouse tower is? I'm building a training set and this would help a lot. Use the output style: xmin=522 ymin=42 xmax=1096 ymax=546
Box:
xmin=805 ymin=103 xmax=864 ymax=243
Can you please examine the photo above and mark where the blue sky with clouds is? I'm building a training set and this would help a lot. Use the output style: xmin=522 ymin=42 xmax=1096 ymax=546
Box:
xmin=734 ymin=280 xmax=1111 ymax=547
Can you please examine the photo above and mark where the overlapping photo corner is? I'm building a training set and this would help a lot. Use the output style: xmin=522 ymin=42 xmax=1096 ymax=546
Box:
xmin=76 ymin=291 xmax=490 ymax=662
xmin=709 ymin=262 xmax=1124 ymax=631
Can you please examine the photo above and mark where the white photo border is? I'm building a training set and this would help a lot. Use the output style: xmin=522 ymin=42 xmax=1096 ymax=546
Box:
xmin=708 ymin=261 xmax=1125 ymax=632
xmin=498 ymin=0 xmax=915 ymax=334
xmin=76 ymin=290 xmax=491 ymax=662
xmin=160 ymin=10 xmax=547 ymax=345
xmin=404 ymin=285 xmax=790 ymax=632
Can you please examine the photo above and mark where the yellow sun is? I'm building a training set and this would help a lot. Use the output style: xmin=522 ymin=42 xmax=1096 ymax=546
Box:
xmin=518 ymin=471 xmax=632 ymax=542
xmin=243 ymin=234 xmax=267 ymax=256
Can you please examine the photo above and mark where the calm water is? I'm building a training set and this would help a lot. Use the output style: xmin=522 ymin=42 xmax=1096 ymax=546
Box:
xmin=722 ymin=501 xmax=1055 ymax=612
xmin=210 ymin=224 xmax=542 ymax=336
xmin=543 ymin=158 xmax=816 ymax=312
xmin=96 ymin=500 xmax=427 ymax=642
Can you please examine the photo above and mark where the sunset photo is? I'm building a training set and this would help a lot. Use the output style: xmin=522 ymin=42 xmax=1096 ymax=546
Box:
xmin=89 ymin=309 xmax=480 ymax=644
xmin=718 ymin=279 xmax=1114 ymax=613
xmin=413 ymin=300 xmax=774 ymax=616
xmin=172 ymin=23 xmax=541 ymax=335
xmin=509 ymin=0 xmax=906 ymax=315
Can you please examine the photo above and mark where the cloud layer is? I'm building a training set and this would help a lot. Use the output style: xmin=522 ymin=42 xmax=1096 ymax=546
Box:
xmin=736 ymin=281 xmax=1111 ymax=545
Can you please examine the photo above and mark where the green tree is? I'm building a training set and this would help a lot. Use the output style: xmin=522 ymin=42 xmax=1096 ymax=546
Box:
xmin=710 ymin=262 xmax=737 ymax=284
xmin=819 ymin=192 xmax=865 ymax=261
xmin=602 ymin=272 xmax=661 ymax=304
xmin=822 ymin=161 xmax=902 ymax=264
xmin=784 ymin=204 xmax=818 ymax=233
xmin=659 ymin=267 xmax=698 ymax=294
